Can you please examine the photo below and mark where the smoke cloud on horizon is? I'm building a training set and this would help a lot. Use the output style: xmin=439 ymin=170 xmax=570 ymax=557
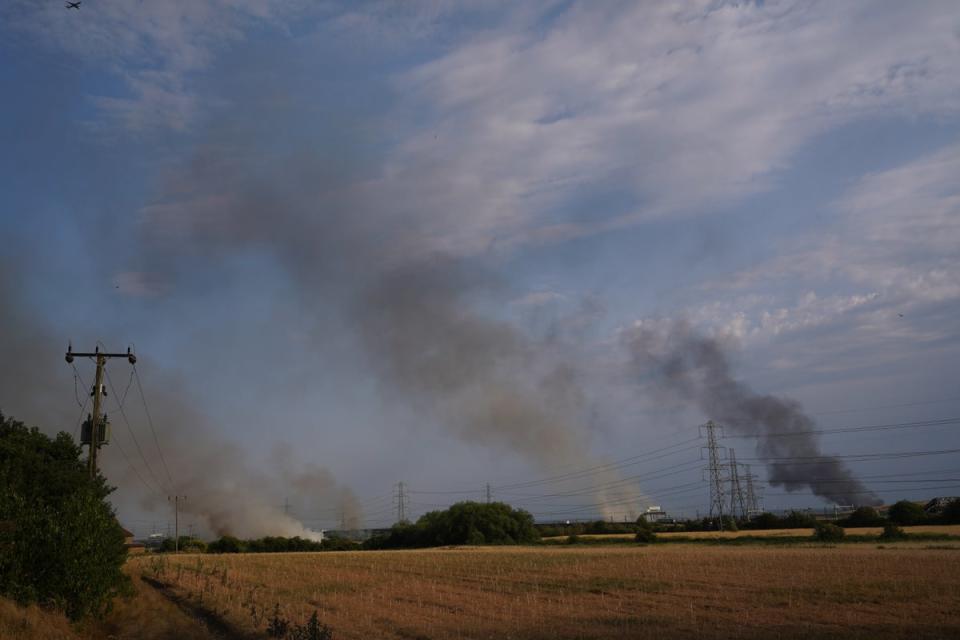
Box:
xmin=625 ymin=320 xmax=880 ymax=506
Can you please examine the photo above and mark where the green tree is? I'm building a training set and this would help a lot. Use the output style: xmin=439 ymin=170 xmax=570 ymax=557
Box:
xmin=879 ymin=522 xmax=907 ymax=541
xmin=634 ymin=517 xmax=657 ymax=543
xmin=887 ymin=500 xmax=926 ymax=526
xmin=366 ymin=502 xmax=539 ymax=548
xmin=0 ymin=411 xmax=130 ymax=619
xmin=207 ymin=535 xmax=246 ymax=553
xmin=813 ymin=522 xmax=845 ymax=542
xmin=843 ymin=506 xmax=884 ymax=528
xmin=748 ymin=512 xmax=782 ymax=530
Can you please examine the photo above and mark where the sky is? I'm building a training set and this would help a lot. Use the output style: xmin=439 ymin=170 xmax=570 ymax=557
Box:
xmin=1 ymin=0 xmax=959 ymax=538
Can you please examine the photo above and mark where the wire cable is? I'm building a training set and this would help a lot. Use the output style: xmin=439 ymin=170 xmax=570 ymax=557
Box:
xmin=105 ymin=366 xmax=168 ymax=492
xmin=131 ymin=365 xmax=175 ymax=487
xmin=727 ymin=417 xmax=960 ymax=439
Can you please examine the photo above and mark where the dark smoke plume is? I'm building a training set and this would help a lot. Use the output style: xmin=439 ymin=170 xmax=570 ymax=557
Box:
xmin=625 ymin=320 xmax=880 ymax=506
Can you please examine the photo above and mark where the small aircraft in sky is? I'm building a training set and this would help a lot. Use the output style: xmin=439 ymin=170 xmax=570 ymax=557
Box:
xmin=65 ymin=1 xmax=81 ymax=9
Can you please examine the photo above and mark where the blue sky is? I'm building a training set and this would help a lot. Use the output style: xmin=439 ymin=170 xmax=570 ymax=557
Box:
xmin=1 ymin=1 xmax=959 ymax=536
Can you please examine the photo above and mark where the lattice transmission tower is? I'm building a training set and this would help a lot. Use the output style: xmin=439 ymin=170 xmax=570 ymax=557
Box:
xmin=700 ymin=421 xmax=727 ymax=530
xmin=744 ymin=463 xmax=762 ymax=516
xmin=728 ymin=448 xmax=747 ymax=520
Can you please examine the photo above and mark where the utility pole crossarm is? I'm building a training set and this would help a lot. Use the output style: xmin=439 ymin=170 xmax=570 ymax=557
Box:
xmin=65 ymin=343 xmax=137 ymax=478
xmin=65 ymin=346 xmax=137 ymax=363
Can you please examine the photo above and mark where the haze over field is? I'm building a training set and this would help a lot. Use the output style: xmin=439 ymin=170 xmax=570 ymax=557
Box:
xmin=1 ymin=1 xmax=959 ymax=537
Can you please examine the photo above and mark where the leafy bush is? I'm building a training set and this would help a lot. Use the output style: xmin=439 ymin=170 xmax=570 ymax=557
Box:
xmin=879 ymin=523 xmax=907 ymax=541
xmin=634 ymin=517 xmax=657 ymax=543
xmin=887 ymin=501 xmax=926 ymax=526
xmin=747 ymin=512 xmax=783 ymax=529
xmin=366 ymin=502 xmax=539 ymax=549
xmin=781 ymin=511 xmax=817 ymax=529
xmin=208 ymin=534 xmax=350 ymax=554
xmin=842 ymin=507 xmax=884 ymax=528
xmin=208 ymin=535 xmax=246 ymax=553
xmin=634 ymin=528 xmax=657 ymax=543
xmin=266 ymin=605 xmax=333 ymax=639
xmin=160 ymin=536 xmax=207 ymax=553
xmin=813 ymin=522 xmax=845 ymax=542
xmin=0 ymin=411 xmax=130 ymax=620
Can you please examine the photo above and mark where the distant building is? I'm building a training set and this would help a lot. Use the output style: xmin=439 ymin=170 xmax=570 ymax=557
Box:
xmin=120 ymin=526 xmax=146 ymax=555
xmin=924 ymin=497 xmax=959 ymax=515
xmin=641 ymin=506 xmax=671 ymax=523
xmin=144 ymin=533 xmax=166 ymax=549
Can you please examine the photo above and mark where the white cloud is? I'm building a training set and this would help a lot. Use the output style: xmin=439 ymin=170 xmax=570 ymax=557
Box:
xmin=366 ymin=0 xmax=960 ymax=255
xmin=723 ymin=138 xmax=960 ymax=302
xmin=3 ymin=0 xmax=302 ymax=132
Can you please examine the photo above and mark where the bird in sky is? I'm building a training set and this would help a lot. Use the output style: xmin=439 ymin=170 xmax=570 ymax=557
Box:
xmin=66 ymin=1 xmax=81 ymax=9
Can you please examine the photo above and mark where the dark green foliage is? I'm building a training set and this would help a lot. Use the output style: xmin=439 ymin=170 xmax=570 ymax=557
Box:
xmin=634 ymin=528 xmax=657 ymax=543
xmin=366 ymin=502 xmax=539 ymax=549
xmin=266 ymin=605 xmax=333 ymax=639
xmin=841 ymin=506 xmax=884 ymax=527
xmin=207 ymin=534 xmax=358 ymax=554
xmin=634 ymin=517 xmax=657 ymax=543
xmin=740 ymin=510 xmax=817 ymax=530
xmin=320 ymin=535 xmax=360 ymax=551
xmin=295 ymin=610 xmax=333 ymax=640
xmin=747 ymin=512 xmax=782 ymax=529
xmin=887 ymin=500 xmax=926 ymax=526
xmin=780 ymin=510 xmax=817 ymax=528
xmin=208 ymin=535 xmax=245 ymax=553
xmin=0 ymin=411 xmax=130 ymax=620
xmin=879 ymin=522 xmax=907 ymax=541
xmin=537 ymin=520 xmax=636 ymax=537
xmin=813 ymin=522 xmax=845 ymax=542
xmin=941 ymin=499 xmax=960 ymax=524
xmin=267 ymin=603 xmax=290 ymax=638
xmin=160 ymin=535 xmax=207 ymax=553
xmin=584 ymin=520 xmax=636 ymax=535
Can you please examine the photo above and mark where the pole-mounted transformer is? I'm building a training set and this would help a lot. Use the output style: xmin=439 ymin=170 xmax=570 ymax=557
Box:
xmin=80 ymin=413 xmax=111 ymax=447
xmin=66 ymin=343 xmax=136 ymax=478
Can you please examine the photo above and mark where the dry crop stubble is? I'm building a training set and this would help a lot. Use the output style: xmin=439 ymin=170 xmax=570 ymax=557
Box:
xmin=131 ymin=545 xmax=960 ymax=639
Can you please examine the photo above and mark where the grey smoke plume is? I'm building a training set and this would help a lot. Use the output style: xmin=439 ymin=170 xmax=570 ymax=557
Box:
xmin=356 ymin=257 xmax=585 ymax=465
xmin=130 ymin=127 xmax=646 ymax=518
xmin=625 ymin=320 xmax=880 ymax=506
xmin=0 ymin=260 xmax=342 ymax=539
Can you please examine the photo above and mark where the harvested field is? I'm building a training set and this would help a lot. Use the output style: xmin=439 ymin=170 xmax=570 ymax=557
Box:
xmin=0 ymin=571 xmax=224 ymax=640
xmin=131 ymin=544 xmax=960 ymax=639
xmin=545 ymin=524 xmax=960 ymax=541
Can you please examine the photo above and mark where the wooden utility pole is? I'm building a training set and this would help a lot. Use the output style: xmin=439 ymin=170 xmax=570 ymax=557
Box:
xmin=65 ymin=344 xmax=136 ymax=478
xmin=169 ymin=495 xmax=186 ymax=552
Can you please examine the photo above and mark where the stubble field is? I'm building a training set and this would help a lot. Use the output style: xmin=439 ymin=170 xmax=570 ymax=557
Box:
xmin=132 ymin=543 xmax=960 ymax=639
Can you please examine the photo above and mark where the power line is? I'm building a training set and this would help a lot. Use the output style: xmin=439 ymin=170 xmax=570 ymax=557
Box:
xmin=726 ymin=417 xmax=960 ymax=439
xmin=111 ymin=424 xmax=164 ymax=496
xmin=131 ymin=365 xmax=175 ymax=487
xmin=813 ymin=397 xmax=960 ymax=416
xmin=70 ymin=362 xmax=87 ymax=408
xmin=104 ymin=366 xmax=167 ymax=492
xmin=739 ymin=447 xmax=960 ymax=463
xmin=494 ymin=437 xmax=702 ymax=491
